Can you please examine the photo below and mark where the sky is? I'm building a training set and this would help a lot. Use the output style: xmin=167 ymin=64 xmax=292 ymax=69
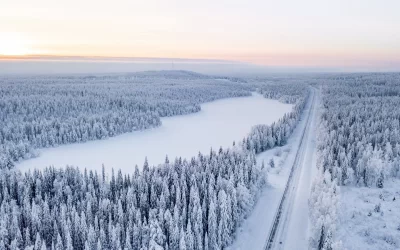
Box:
xmin=1 ymin=0 xmax=400 ymax=71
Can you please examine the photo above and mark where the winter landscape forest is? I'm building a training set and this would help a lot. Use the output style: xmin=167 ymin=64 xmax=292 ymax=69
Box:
xmin=0 ymin=70 xmax=399 ymax=250
xmin=2 ymin=0 xmax=400 ymax=249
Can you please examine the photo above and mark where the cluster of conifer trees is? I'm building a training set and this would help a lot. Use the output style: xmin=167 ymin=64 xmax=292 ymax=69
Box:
xmin=0 ymin=148 xmax=265 ymax=250
xmin=0 ymin=71 xmax=309 ymax=249
xmin=309 ymin=73 xmax=400 ymax=249
xmin=245 ymin=83 xmax=309 ymax=153
xmin=318 ymin=73 xmax=400 ymax=186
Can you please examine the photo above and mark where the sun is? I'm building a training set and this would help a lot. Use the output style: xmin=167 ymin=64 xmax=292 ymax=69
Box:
xmin=0 ymin=32 xmax=33 ymax=56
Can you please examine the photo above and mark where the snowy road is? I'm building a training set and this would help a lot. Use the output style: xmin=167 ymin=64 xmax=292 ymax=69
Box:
xmin=229 ymin=88 xmax=319 ymax=250
xmin=264 ymin=88 xmax=318 ymax=250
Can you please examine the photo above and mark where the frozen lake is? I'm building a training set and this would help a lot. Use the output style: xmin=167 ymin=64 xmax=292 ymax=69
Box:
xmin=16 ymin=93 xmax=292 ymax=174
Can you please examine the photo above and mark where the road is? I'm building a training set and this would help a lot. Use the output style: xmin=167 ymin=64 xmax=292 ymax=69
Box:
xmin=264 ymin=88 xmax=318 ymax=250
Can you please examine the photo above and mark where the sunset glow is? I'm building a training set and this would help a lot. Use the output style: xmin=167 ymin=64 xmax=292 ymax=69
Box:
xmin=1 ymin=0 xmax=400 ymax=70
xmin=0 ymin=32 xmax=34 ymax=56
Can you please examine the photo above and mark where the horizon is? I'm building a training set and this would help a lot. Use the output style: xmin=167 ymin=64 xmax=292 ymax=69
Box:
xmin=1 ymin=0 xmax=400 ymax=72
xmin=2 ymin=56 xmax=399 ymax=76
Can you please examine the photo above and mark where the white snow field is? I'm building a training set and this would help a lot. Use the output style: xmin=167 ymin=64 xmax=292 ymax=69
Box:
xmin=229 ymin=89 xmax=318 ymax=250
xmin=16 ymin=93 xmax=292 ymax=174
xmin=337 ymin=179 xmax=400 ymax=250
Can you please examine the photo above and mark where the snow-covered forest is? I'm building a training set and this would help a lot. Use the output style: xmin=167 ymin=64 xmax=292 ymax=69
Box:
xmin=245 ymin=82 xmax=309 ymax=154
xmin=0 ymin=71 xmax=250 ymax=169
xmin=1 ymin=0 xmax=398 ymax=248
xmin=0 ymin=148 xmax=265 ymax=250
xmin=5 ymin=71 xmax=399 ymax=250
xmin=309 ymin=73 xmax=400 ymax=249
xmin=0 ymin=71 xmax=309 ymax=250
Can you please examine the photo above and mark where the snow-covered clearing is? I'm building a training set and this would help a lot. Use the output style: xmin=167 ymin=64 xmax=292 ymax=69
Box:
xmin=16 ymin=93 xmax=292 ymax=174
xmin=337 ymin=179 xmax=400 ymax=250
xmin=229 ymin=89 xmax=318 ymax=250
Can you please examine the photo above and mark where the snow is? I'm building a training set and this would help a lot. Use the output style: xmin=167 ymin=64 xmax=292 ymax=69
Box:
xmin=282 ymin=89 xmax=319 ymax=249
xmin=15 ymin=93 xmax=292 ymax=174
xmin=228 ymin=89 xmax=318 ymax=250
xmin=337 ymin=179 xmax=400 ymax=250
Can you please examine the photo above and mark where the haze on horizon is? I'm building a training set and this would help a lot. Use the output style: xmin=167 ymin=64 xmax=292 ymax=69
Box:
xmin=1 ymin=0 xmax=400 ymax=71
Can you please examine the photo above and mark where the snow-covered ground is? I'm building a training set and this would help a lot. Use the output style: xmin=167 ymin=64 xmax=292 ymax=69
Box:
xmin=16 ymin=93 xmax=292 ymax=174
xmin=281 ymin=89 xmax=319 ymax=249
xmin=337 ymin=179 xmax=400 ymax=250
xmin=229 ymin=89 xmax=318 ymax=250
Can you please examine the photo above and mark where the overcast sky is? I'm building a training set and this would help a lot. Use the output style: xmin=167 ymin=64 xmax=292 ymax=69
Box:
xmin=1 ymin=0 xmax=400 ymax=71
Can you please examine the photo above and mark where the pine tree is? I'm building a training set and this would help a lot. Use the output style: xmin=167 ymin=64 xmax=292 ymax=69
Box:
xmin=207 ymin=198 xmax=218 ymax=249
xmin=185 ymin=219 xmax=194 ymax=250
xmin=269 ymin=159 xmax=275 ymax=168
xmin=41 ymin=241 xmax=47 ymax=250
xmin=10 ymin=239 xmax=19 ymax=250
xmin=55 ymin=233 xmax=63 ymax=250
xmin=170 ymin=220 xmax=180 ymax=249
xmin=179 ymin=227 xmax=186 ymax=250
xmin=218 ymin=190 xmax=230 ymax=248
xmin=34 ymin=232 xmax=42 ymax=250
xmin=204 ymin=233 xmax=209 ymax=250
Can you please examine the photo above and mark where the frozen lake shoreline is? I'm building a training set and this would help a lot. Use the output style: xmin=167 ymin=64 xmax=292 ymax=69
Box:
xmin=16 ymin=93 xmax=292 ymax=174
